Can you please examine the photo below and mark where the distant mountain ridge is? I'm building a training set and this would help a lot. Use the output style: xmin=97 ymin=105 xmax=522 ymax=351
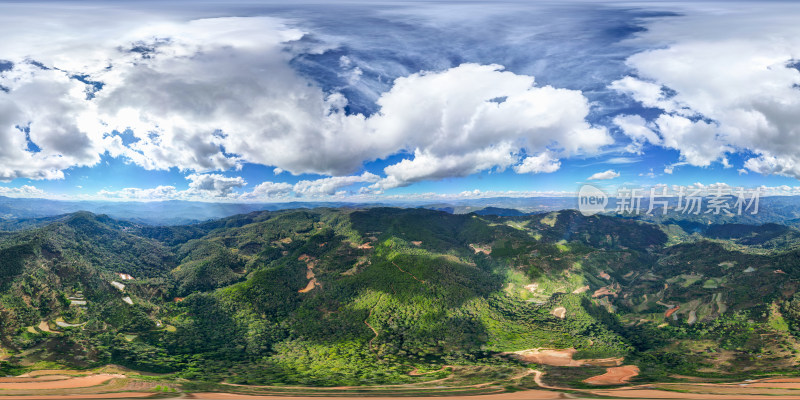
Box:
xmin=472 ymin=206 xmax=532 ymax=216
xmin=0 ymin=196 xmax=576 ymax=226
xmin=5 ymin=195 xmax=800 ymax=227
xmin=0 ymin=196 xmax=369 ymax=226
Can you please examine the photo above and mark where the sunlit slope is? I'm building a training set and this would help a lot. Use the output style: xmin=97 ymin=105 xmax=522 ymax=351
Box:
xmin=3 ymin=207 xmax=800 ymax=384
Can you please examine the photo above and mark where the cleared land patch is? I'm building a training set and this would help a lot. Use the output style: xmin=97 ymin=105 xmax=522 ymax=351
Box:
xmin=550 ymin=307 xmax=566 ymax=319
xmin=297 ymin=254 xmax=319 ymax=293
xmin=583 ymin=365 xmax=640 ymax=385
xmin=505 ymin=348 xmax=622 ymax=367
xmin=0 ymin=374 xmax=125 ymax=390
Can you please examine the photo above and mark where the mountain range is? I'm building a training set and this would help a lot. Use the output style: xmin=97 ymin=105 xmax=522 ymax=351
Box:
xmin=3 ymin=206 xmax=800 ymax=391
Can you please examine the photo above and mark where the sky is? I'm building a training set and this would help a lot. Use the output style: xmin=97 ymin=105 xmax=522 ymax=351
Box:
xmin=2 ymin=0 xmax=800 ymax=202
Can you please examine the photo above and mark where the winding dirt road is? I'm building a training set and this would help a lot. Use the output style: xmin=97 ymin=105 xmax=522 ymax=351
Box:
xmin=0 ymin=374 xmax=125 ymax=390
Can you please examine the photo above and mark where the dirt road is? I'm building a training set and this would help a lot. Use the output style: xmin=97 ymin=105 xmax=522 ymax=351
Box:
xmin=0 ymin=374 xmax=125 ymax=390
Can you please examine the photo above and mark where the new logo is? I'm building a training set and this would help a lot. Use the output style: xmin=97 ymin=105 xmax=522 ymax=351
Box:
xmin=578 ymin=184 xmax=608 ymax=216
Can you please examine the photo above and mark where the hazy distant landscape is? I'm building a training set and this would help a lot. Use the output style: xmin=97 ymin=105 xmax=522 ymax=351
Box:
xmin=0 ymin=195 xmax=582 ymax=226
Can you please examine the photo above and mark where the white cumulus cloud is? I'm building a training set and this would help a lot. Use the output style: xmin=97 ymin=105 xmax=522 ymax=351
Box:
xmin=294 ymin=172 xmax=380 ymax=197
xmin=612 ymin=114 xmax=661 ymax=154
xmin=98 ymin=186 xmax=179 ymax=201
xmin=186 ymin=173 xmax=247 ymax=197
xmin=514 ymin=151 xmax=561 ymax=174
xmin=587 ymin=169 xmax=620 ymax=180
xmin=0 ymin=185 xmax=45 ymax=197
xmin=611 ymin=4 xmax=800 ymax=177
xmin=370 ymin=63 xmax=610 ymax=188
xmin=98 ymin=173 xmax=247 ymax=200
xmin=0 ymin=11 xmax=609 ymax=190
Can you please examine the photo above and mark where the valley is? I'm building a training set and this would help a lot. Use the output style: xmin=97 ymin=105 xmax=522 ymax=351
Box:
xmin=2 ymin=207 xmax=800 ymax=398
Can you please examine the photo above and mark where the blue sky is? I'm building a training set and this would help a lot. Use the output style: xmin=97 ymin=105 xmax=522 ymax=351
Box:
xmin=2 ymin=1 xmax=800 ymax=202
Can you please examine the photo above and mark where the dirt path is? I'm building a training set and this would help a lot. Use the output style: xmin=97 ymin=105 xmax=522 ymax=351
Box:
xmin=391 ymin=261 xmax=426 ymax=284
xmin=0 ymin=374 xmax=125 ymax=389
xmin=0 ymin=395 xmax=152 ymax=400
xmin=365 ymin=294 xmax=384 ymax=352
xmin=0 ymin=375 xmax=72 ymax=383
xmin=746 ymin=382 xmax=800 ymax=388
xmin=751 ymin=378 xmax=800 ymax=383
xmin=364 ymin=319 xmax=379 ymax=347
xmin=531 ymin=370 xmax=572 ymax=391
xmin=583 ymin=365 xmax=640 ymax=385
xmin=19 ymin=369 xmax=97 ymax=377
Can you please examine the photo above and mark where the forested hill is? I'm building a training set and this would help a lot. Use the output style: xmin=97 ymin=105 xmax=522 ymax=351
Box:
xmin=3 ymin=207 xmax=800 ymax=384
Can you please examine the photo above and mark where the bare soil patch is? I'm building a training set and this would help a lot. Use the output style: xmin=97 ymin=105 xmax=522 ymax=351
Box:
xmin=298 ymin=279 xmax=317 ymax=293
xmin=469 ymin=243 xmax=492 ymax=255
xmin=505 ymin=348 xmax=622 ymax=367
xmin=583 ymin=365 xmax=639 ymax=385
xmin=37 ymin=320 xmax=57 ymax=333
xmin=298 ymin=255 xmax=319 ymax=293
xmin=0 ymin=374 xmax=125 ymax=390
xmin=592 ymin=286 xmax=617 ymax=298
xmin=572 ymin=285 xmax=589 ymax=294
xmin=550 ymin=307 xmax=566 ymax=319
xmin=665 ymin=305 xmax=681 ymax=318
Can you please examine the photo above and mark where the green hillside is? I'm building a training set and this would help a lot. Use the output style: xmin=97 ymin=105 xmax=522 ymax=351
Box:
xmin=2 ymin=207 xmax=800 ymax=385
